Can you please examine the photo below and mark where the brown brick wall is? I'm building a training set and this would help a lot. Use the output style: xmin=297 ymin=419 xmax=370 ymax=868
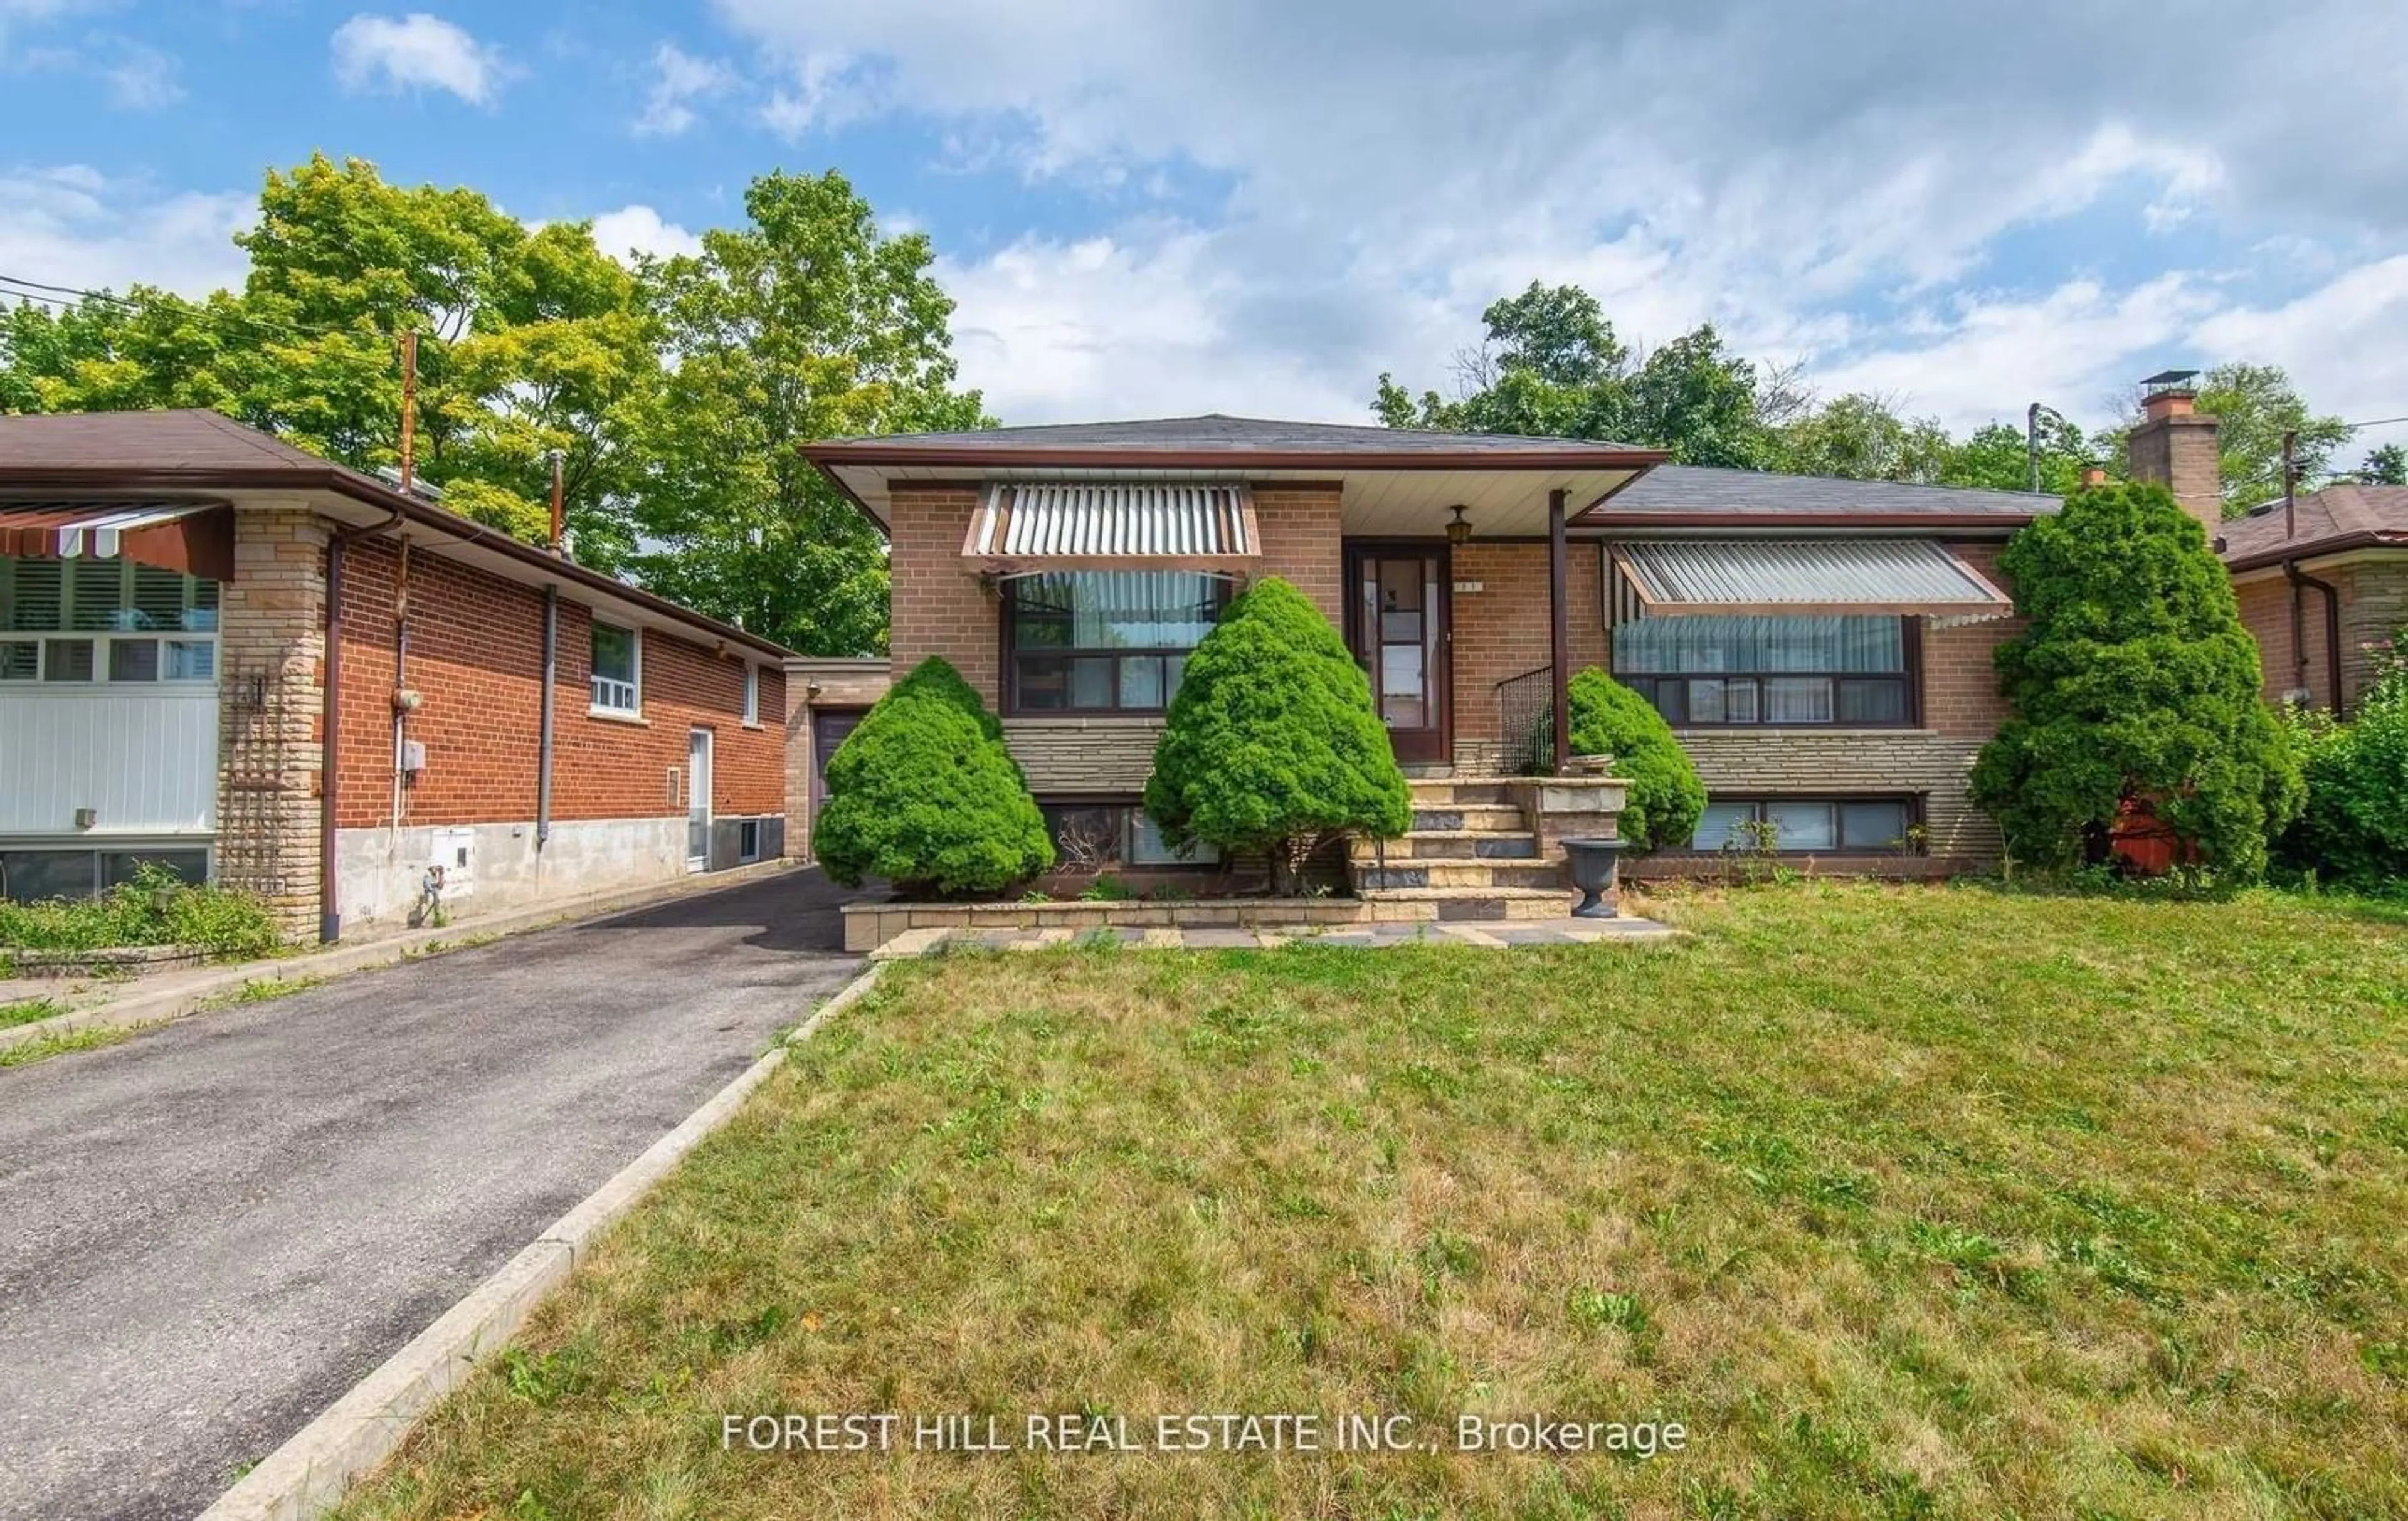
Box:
xmin=1448 ymin=539 xmax=1608 ymax=769
xmin=2126 ymin=413 xmax=2223 ymax=537
xmin=1253 ymin=483 xmax=1344 ymax=622
xmin=1922 ymin=540 xmax=2020 ymax=738
xmin=2234 ymin=572 xmax=2318 ymax=706
xmin=332 ymin=534 xmax=783 ymax=832
xmin=887 ymin=483 xmax=996 ymax=703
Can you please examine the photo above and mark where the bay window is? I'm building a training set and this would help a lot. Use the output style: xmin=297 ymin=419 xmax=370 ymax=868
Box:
xmin=0 ymin=555 xmax=219 ymax=686
xmin=1005 ymin=571 xmax=1228 ymax=715
xmin=1612 ymin=614 xmax=1912 ymax=727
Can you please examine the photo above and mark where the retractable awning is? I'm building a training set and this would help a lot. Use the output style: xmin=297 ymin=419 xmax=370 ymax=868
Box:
xmin=0 ymin=500 xmax=235 ymax=581
xmin=1611 ymin=539 xmax=2012 ymax=619
xmin=963 ymin=483 xmax=1259 ymax=574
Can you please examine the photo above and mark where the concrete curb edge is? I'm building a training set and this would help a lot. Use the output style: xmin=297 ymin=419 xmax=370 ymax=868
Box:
xmin=194 ymin=959 xmax=889 ymax=1521
xmin=1 ymin=860 xmax=805 ymax=1055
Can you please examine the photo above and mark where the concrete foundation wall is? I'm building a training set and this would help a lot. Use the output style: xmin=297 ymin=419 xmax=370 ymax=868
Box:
xmin=335 ymin=815 xmax=690 ymax=934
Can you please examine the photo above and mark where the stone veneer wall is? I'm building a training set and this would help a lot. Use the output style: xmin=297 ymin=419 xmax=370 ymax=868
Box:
xmin=1669 ymin=729 xmax=2000 ymax=860
xmin=2338 ymin=558 xmax=2408 ymax=707
xmin=213 ymin=505 xmax=329 ymax=940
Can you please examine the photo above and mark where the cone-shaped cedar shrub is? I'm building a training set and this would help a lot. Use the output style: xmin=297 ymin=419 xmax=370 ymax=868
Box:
xmin=1969 ymin=480 xmax=2302 ymax=879
xmin=1566 ymin=667 xmax=1707 ymax=851
xmin=812 ymin=656 xmax=1052 ymax=897
xmin=1144 ymin=577 xmax=1410 ymax=893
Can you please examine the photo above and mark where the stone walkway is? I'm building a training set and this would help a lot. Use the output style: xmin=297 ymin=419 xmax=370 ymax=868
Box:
xmin=867 ymin=915 xmax=1676 ymax=959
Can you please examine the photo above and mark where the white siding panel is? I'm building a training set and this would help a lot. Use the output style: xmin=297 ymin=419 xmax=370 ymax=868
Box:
xmin=0 ymin=689 xmax=218 ymax=835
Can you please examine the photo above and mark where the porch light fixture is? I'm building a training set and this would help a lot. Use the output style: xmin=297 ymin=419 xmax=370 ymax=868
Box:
xmin=1445 ymin=504 xmax=1473 ymax=545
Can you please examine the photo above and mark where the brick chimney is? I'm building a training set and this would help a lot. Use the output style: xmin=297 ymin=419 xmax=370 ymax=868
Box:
xmin=2125 ymin=370 xmax=2222 ymax=534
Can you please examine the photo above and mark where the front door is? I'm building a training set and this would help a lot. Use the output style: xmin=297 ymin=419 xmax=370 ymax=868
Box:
xmin=686 ymin=728 xmax=713 ymax=870
xmin=1346 ymin=544 xmax=1450 ymax=765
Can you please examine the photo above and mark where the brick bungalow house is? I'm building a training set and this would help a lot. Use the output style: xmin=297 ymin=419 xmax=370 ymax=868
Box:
xmin=796 ymin=417 xmax=2049 ymax=912
xmin=0 ymin=409 xmax=788 ymax=940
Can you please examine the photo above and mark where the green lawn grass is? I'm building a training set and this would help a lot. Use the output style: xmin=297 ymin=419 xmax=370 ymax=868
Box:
xmin=335 ymin=882 xmax=2407 ymax=1520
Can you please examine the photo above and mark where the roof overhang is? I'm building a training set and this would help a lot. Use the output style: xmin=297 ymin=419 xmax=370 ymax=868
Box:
xmin=801 ymin=439 xmax=1665 ymax=537
xmin=2223 ymin=534 xmax=2408 ymax=575
xmin=0 ymin=467 xmax=792 ymax=661
xmin=1611 ymin=538 xmax=2014 ymax=619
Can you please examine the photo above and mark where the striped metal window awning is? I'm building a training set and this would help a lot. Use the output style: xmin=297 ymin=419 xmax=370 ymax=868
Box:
xmin=963 ymin=483 xmax=1259 ymax=572
xmin=1611 ymin=539 xmax=2012 ymax=619
xmin=0 ymin=500 xmax=235 ymax=581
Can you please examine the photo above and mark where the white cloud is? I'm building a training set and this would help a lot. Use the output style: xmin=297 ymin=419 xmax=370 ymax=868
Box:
xmin=330 ymin=12 xmax=506 ymax=105
xmin=707 ymin=0 xmax=2408 ymax=429
xmin=587 ymin=204 xmax=704 ymax=265
xmin=102 ymin=41 xmax=181 ymax=108
xmin=2193 ymin=256 xmax=2408 ymax=429
xmin=633 ymin=41 xmax=737 ymax=137
xmin=0 ymin=166 xmax=251 ymax=298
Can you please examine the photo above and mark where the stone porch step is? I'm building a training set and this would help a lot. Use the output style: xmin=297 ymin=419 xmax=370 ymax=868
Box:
xmin=1410 ymin=803 xmax=1527 ymax=832
xmin=1404 ymin=778 xmax=1516 ymax=808
xmin=1357 ymin=860 xmax=1565 ymax=891
xmin=1351 ymin=829 xmax=1539 ymax=861
xmin=1358 ymin=885 xmax=1578 ymax=921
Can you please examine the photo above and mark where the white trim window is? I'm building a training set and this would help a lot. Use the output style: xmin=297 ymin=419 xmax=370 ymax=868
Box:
xmin=0 ymin=555 xmax=220 ymax=687
xmin=742 ymin=663 xmax=760 ymax=725
xmin=590 ymin=619 xmax=641 ymax=715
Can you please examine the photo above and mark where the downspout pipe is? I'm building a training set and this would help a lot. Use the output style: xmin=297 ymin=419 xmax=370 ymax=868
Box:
xmin=320 ymin=507 xmax=404 ymax=944
xmin=2284 ymin=560 xmax=2347 ymax=717
xmin=537 ymin=584 xmax=557 ymax=850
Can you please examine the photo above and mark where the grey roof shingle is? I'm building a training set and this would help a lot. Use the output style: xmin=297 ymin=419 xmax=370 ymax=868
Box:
xmin=1602 ymin=463 xmax=2054 ymax=518
xmin=820 ymin=413 xmax=1654 ymax=455
xmin=0 ymin=408 xmax=333 ymax=471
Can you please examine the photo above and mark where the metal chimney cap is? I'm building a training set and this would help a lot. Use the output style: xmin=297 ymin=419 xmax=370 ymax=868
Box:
xmin=2140 ymin=368 xmax=2200 ymax=391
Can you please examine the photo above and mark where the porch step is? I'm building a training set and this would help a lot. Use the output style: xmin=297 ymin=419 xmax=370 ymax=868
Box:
xmin=1405 ymin=778 xmax=1515 ymax=807
xmin=1351 ymin=830 xmax=1538 ymax=861
xmin=1358 ymin=884 xmax=1578 ymax=921
xmin=1357 ymin=860 xmax=1565 ymax=891
xmin=1411 ymin=804 xmax=1527 ymax=832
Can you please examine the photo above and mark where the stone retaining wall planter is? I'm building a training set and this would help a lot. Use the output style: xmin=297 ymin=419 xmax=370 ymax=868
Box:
xmin=4 ymin=944 xmax=211 ymax=979
xmin=843 ymin=896 xmax=1415 ymax=953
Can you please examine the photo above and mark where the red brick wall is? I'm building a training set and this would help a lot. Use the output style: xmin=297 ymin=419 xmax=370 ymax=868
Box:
xmin=333 ymin=537 xmax=783 ymax=830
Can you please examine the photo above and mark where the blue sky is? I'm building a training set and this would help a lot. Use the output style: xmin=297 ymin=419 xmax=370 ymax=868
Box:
xmin=5 ymin=0 xmax=2408 ymax=459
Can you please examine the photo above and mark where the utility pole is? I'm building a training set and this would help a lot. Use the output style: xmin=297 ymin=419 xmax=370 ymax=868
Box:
xmin=548 ymin=448 xmax=566 ymax=554
xmin=2283 ymin=429 xmax=2298 ymax=540
xmin=2027 ymin=402 xmax=2042 ymax=493
xmin=398 ymin=329 xmax=418 ymax=495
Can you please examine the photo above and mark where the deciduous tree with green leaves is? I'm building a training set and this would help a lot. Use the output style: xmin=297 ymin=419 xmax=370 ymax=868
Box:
xmin=625 ymin=169 xmax=988 ymax=656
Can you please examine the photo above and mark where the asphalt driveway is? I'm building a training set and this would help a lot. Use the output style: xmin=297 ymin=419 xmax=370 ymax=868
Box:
xmin=0 ymin=866 xmax=869 ymax=1521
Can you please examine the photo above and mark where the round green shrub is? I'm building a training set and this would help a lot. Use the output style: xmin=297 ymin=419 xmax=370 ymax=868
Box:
xmin=1969 ymin=480 xmax=2303 ymax=879
xmin=812 ymin=656 xmax=1052 ymax=897
xmin=2278 ymin=634 xmax=2408 ymax=890
xmin=1565 ymin=666 xmax=1708 ymax=852
xmin=1143 ymin=577 xmax=1410 ymax=893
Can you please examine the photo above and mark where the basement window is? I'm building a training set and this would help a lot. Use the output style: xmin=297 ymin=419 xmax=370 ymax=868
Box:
xmin=591 ymin=620 xmax=640 ymax=715
xmin=1040 ymin=799 xmax=1220 ymax=869
xmin=1688 ymin=797 xmax=1915 ymax=853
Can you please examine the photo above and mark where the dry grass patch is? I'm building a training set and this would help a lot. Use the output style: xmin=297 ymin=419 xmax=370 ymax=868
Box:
xmin=336 ymin=882 xmax=2407 ymax=1520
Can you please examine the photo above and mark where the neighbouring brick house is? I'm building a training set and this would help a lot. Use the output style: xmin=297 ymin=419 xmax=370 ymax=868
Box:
xmin=799 ymin=416 xmax=2052 ymax=912
xmin=2118 ymin=380 xmax=2408 ymax=715
xmin=0 ymin=409 xmax=788 ymax=939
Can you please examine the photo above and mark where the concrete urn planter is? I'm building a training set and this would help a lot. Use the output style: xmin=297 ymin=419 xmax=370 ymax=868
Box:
xmin=1560 ymin=836 xmax=1623 ymax=918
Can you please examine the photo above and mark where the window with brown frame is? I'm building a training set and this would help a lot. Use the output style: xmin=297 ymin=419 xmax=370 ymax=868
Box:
xmin=1688 ymin=796 xmax=1919 ymax=853
xmin=1612 ymin=614 xmax=1915 ymax=727
xmin=1004 ymin=571 xmax=1229 ymax=715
